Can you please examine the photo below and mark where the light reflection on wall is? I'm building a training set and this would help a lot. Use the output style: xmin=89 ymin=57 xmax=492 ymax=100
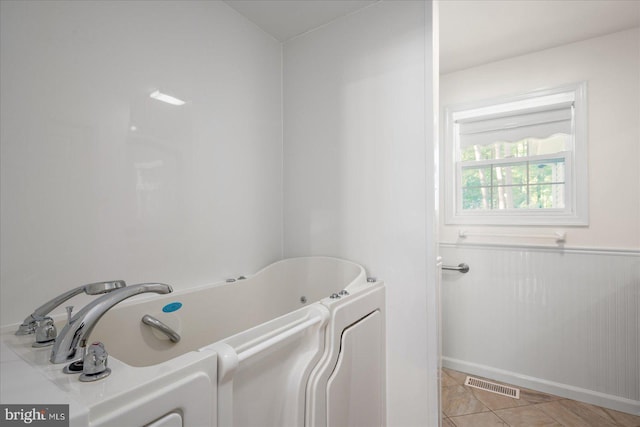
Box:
xmin=126 ymin=93 xmax=190 ymax=226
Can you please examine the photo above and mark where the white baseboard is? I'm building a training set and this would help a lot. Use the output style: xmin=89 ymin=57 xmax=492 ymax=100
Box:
xmin=442 ymin=357 xmax=640 ymax=416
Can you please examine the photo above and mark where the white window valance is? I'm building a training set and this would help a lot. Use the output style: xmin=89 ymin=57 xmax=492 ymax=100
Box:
xmin=457 ymin=102 xmax=573 ymax=148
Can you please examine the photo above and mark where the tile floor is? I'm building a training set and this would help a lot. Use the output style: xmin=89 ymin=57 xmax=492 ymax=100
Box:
xmin=441 ymin=368 xmax=640 ymax=427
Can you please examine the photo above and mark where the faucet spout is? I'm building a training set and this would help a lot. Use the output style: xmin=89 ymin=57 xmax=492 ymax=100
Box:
xmin=16 ymin=280 xmax=126 ymax=335
xmin=49 ymin=283 xmax=172 ymax=364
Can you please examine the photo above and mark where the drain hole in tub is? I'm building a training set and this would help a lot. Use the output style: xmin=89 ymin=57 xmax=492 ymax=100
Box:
xmin=300 ymin=296 xmax=307 ymax=304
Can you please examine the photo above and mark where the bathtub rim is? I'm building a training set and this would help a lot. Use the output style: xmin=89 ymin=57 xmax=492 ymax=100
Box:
xmin=0 ymin=256 xmax=367 ymax=336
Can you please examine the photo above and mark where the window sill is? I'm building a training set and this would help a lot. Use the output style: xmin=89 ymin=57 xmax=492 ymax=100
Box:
xmin=445 ymin=212 xmax=589 ymax=226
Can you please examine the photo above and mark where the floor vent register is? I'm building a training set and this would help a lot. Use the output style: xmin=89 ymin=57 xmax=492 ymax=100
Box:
xmin=464 ymin=376 xmax=520 ymax=399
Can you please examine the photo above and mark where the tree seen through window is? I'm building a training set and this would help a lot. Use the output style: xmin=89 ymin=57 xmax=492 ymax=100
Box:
xmin=460 ymin=135 xmax=567 ymax=211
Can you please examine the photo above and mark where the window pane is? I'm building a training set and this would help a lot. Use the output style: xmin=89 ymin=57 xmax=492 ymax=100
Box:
xmin=528 ymin=184 xmax=565 ymax=209
xmin=513 ymin=185 xmax=529 ymax=209
xmin=461 ymin=145 xmax=493 ymax=161
xmin=528 ymin=134 xmax=570 ymax=155
xmin=462 ymin=167 xmax=491 ymax=187
xmin=462 ymin=186 xmax=491 ymax=210
xmin=493 ymin=163 xmax=527 ymax=186
xmin=461 ymin=140 xmax=528 ymax=161
xmin=461 ymin=160 xmax=567 ymax=212
xmin=494 ymin=140 xmax=528 ymax=159
xmin=494 ymin=185 xmax=528 ymax=209
xmin=529 ymin=159 xmax=565 ymax=184
xmin=462 ymin=134 xmax=569 ymax=162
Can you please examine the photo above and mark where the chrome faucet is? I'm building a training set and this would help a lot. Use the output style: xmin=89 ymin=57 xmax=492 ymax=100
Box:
xmin=50 ymin=283 xmax=173 ymax=364
xmin=15 ymin=280 xmax=126 ymax=336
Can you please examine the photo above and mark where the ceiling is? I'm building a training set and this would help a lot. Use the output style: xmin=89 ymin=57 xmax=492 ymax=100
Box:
xmin=224 ymin=0 xmax=377 ymax=42
xmin=439 ymin=0 xmax=640 ymax=74
xmin=224 ymin=0 xmax=640 ymax=73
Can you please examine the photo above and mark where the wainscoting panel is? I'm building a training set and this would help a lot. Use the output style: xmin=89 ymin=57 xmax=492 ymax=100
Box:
xmin=440 ymin=244 xmax=640 ymax=415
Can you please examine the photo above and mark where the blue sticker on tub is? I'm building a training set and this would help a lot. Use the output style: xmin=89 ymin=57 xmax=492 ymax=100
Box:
xmin=162 ymin=302 xmax=182 ymax=313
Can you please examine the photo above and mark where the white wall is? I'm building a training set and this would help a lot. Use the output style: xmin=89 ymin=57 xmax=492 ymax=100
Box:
xmin=1 ymin=1 xmax=441 ymax=424
xmin=440 ymin=28 xmax=640 ymax=250
xmin=441 ymin=245 xmax=640 ymax=414
xmin=0 ymin=1 xmax=283 ymax=327
xmin=283 ymin=1 xmax=439 ymax=425
xmin=440 ymin=29 xmax=640 ymax=414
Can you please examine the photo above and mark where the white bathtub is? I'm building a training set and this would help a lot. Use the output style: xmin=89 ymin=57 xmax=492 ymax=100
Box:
xmin=1 ymin=257 xmax=386 ymax=427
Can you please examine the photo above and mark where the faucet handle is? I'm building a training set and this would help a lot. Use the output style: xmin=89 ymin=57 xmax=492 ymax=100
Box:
xmin=65 ymin=306 xmax=74 ymax=324
xmin=15 ymin=320 xmax=37 ymax=336
xmin=79 ymin=342 xmax=111 ymax=382
xmin=32 ymin=317 xmax=57 ymax=348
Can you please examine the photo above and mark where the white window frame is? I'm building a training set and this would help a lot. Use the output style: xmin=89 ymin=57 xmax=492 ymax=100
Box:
xmin=443 ymin=82 xmax=588 ymax=226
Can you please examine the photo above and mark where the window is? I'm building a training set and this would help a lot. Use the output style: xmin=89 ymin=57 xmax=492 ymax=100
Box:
xmin=444 ymin=82 xmax=588 ymax=225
